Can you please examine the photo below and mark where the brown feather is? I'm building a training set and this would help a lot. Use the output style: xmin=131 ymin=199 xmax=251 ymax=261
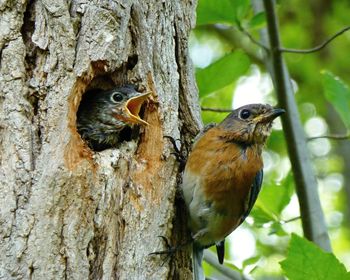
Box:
xmin=185 ymin=126 xmax=263 ymax=238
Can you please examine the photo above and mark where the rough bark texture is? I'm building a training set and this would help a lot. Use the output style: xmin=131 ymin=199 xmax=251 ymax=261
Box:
xmin=0 ymin=0 xmax=201 ymax=279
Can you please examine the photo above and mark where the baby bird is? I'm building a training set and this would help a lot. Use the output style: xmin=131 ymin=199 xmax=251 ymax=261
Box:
xmin=77 ymin=85 xmax=150 ymax=150
xmin=182 ymin=104 xmax=284 ymax=279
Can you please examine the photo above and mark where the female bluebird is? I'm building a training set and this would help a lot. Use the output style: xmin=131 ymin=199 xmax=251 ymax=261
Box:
xmin=77 ymin=85 xmax=150 ymax=150
xmin=182 ymin=104 xmax=284 ymax=280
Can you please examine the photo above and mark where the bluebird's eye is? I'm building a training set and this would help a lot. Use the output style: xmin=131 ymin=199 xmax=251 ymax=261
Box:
xmin=111 ymin=93 xmax=123 ymax=103
xmin=240 ymin=109 xmax=251 ymax=119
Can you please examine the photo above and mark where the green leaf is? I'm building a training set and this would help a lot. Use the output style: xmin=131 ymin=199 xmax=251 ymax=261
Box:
xmin=258 ymin=172 xmax=294 ymax=216
xmin=196 ymin=0 xmax=250 ymax=26
xmin=269 ymin=221 xmax=288 ymax=236
xmin=196 ymin=0 xmax=236 ymax=25
xmin=322 ymin=71 xmax=350 ymax=129
xmin=250 ymin=205 xmax=277 ymax=227
xmin=280 ymin=234 xmax=350 ymax=280
xmin=201 ymin=84 xmax=234 ymax=125
xmin=248 ymin=12 xmax=266 ymax=30
xmin=235 ymin=0 xmax=250 ymax=21
xmin=242 ymin=255 xmax=261 ymax=268
xmin=196 ymin=50 xmax=250 ymax=97
xmin=225 ymin=261 xmax=243 ymax=272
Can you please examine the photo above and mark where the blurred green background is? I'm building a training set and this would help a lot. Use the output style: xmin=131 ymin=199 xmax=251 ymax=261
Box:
xmin=190 ymin=0 xmax=350 ymax=279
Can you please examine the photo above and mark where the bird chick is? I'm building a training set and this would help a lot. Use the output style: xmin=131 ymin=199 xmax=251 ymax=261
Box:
xmin=77 ymin=85 xmax=150 ymax=151
xmin=182 ymin=104 xmax=284 ymax=279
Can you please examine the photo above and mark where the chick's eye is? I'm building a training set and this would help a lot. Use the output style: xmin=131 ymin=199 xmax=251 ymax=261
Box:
xmin=240 ymin=109 xmax=251 ymax=119
xmin=111 ymin=93 xmax=123 ymax=103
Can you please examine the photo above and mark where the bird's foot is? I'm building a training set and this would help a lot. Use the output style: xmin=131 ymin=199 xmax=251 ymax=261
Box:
xmin=164 ymin=136 xmax=187 ymax=172
xmin=149 ymin=236 xmax=178 ymax=266
xmin=149 ymin=236 xmax=189 ymax=266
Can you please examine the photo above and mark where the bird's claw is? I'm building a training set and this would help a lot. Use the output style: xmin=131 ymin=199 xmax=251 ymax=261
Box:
xmin=157 ymin=235 xmax=171 ymax=249
xmin=164 ymin=136 xmax=187 ymax=171
xmin=149 ymin=236 xmax=177 ymax=266
xmin=164 ymin=136 xmax=181 ymax=154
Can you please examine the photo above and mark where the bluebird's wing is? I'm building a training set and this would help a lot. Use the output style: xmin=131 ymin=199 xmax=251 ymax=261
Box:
xmin=214 ymin=169 xmax=263 ymax=265
xmin=215 ymin=240 xmax=225 ymax=264
xmin=240 ymin=169 xmax=263 ymax=224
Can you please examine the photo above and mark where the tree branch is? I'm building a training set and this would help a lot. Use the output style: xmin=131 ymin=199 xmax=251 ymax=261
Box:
xmin=253 ymin=0 xmax=332 ymax=252
xmin=198 ymin=25 xmax=264 ymax=65
xmin=201 ymin=106 xmax=233 ymax=113
xmin=280 ymin=216 xmax=301 ymax=224
xmin=308 ymin=133 xmax=350 ymax=141
xmin=280 ymin=26 xmax=350 ymax=54
xmin=236 ymin=22 xmax=270 ymax=52
xmin=203 ymin=250 xmax=249 ymax=280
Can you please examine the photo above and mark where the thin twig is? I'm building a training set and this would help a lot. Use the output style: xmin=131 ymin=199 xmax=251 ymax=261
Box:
xmin=203 ymin=250 xmax=249 ymax=280
xmin=260 ymin=0 xmax=332 ymax=252
xmin=236 ymin=21 xmax=270 ymax=52
xmin=280 ymin=26 xmax=350 ymax=54
xmin=201 ymin=25 xmax=264 ymax=65
xmin=280 ymin=216 xmax=301 ymax=224
xmin=201 ymin=107 xmax=233 ymax=113
xmin=308 ymin=133 xmax=350 ymax=141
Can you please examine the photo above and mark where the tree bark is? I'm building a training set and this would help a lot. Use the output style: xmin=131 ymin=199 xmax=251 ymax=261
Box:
xmin=0 ymin=0 xmax=201 ymax=279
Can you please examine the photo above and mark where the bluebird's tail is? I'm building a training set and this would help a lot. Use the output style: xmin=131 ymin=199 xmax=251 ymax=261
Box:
xmin=192 ymin=244 xmax=205 ymax=280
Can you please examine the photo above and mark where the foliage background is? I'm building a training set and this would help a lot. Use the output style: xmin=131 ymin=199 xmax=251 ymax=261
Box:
xmin=189 ymin=0 xmax=350 ymax=279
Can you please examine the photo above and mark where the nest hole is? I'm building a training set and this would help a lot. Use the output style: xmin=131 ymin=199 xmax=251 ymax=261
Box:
xmin=76 ymin=75 xmax=146 ymax=152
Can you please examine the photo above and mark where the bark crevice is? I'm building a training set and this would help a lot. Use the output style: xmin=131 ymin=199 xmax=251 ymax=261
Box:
xmin=1 ymin=1 xmax=200 ymax=279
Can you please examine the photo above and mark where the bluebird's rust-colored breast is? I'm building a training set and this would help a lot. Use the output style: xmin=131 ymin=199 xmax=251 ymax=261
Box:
xmin=182 ymin=103 xmax=284 ymax=279
xmin=185 ymin=126 xmax=263 ymax=240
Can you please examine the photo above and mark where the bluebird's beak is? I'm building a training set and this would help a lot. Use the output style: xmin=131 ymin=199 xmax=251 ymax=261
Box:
xmin=257 ymin=108 xmax=285 ymax=123
xmin=124 ymin=91 xmax=152 ymax=125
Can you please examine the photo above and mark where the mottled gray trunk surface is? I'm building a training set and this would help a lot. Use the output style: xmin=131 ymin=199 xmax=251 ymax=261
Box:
xmin=0 ymin=0 xmax=201 ymax=279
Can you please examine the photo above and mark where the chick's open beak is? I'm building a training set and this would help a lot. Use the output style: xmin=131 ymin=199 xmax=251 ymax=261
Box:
xmin=256 ymin=108 xmax=285 ymax=123
xmin=124 ymin=91 xmax=152 ymax=125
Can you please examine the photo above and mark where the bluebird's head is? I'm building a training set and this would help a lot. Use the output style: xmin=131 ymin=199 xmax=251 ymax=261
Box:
xmin=219 ymin=104 xmax=285 ymax=144
xmin=77 ymin=85 xmax=151 ymax=150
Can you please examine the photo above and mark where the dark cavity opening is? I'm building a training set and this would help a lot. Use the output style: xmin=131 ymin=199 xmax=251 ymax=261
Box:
xmin=76 ymin=85 xmax=146 ymax=152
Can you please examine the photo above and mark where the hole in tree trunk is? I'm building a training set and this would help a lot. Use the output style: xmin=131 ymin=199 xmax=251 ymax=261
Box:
xmin=76 ymin=81 xmax=147 ymax=152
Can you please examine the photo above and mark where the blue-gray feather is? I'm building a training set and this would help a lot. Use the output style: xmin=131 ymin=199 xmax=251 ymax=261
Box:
xmin=241 ymin=169 xmax=264 ymax=224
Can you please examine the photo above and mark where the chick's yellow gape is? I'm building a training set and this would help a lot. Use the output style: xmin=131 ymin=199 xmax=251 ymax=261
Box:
xmin=77 ymin=85 xmax=150 ymax=151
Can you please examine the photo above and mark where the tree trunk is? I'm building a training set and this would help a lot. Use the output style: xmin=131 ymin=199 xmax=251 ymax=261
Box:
xmin=0 ymin=1 xmax=201 ymax=279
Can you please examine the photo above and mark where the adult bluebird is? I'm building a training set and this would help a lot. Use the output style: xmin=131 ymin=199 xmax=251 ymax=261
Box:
xmin=182 ymin=104 xmax=285 ymax=280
